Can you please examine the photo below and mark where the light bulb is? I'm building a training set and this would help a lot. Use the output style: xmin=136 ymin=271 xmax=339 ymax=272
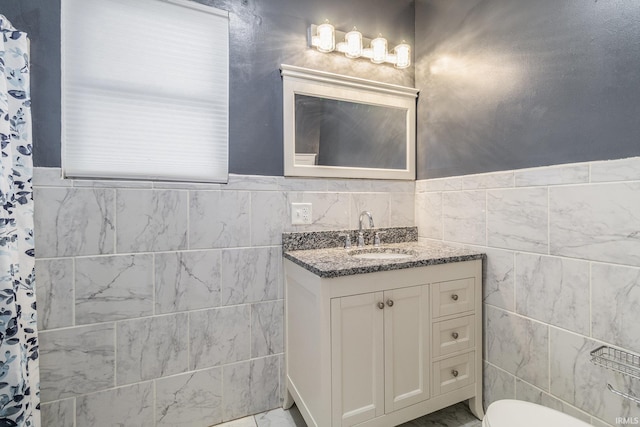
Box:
xmin=316 ymin=20 xmax=335 ymax=53
xmin=344 ymin=27 xmax=363 ymax=59
xmin=370 ymin=35 xmax=387 ymax=64
xmin=394 ymin=41 xmax=411 ymax=69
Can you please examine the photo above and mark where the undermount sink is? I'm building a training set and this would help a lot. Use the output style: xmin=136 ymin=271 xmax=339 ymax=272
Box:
xmin=349 ymin=248 xmax=418 ymax=261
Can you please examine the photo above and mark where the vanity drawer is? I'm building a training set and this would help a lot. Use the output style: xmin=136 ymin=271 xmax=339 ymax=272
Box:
xmin=432 ymin=315 xmax=475 ymax=358
xmin=431 ymin=277 xmax=475 ymax=318
xmin=433 ymin=352 xmax=475 ymax=396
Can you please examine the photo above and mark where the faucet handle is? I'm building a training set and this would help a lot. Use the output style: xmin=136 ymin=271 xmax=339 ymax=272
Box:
xmin=373 ymin=231 xmax=387 ymax=247
xmin=339 ymin=233 xmax=352 ymax=249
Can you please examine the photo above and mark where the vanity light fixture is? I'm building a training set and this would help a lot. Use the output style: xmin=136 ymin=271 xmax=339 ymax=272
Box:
xmin=309 ymin=21 xmax=411 ymax=69
xmin=314 ymin=20 xmax=335 ymax=53
xmin=394 ymin=41 xmax=411 ymax=69
xmin=343 ymin=27 xmax=363 ymax=58
xmin=370 ymin=35 xmax=388 ymax=64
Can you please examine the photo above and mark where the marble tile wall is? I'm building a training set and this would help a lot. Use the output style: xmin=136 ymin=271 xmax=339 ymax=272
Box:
xmin=416 ymin=156 xmax=640 ymax=427
xmin=33 ymin=168 xmax=415 ymax=427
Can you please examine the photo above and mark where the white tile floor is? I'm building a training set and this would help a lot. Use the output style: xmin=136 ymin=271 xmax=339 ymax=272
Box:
xmin=217 ymin=402 xmax=482 ymax=427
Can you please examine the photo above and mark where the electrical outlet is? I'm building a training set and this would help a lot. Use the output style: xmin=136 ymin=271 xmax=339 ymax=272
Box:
xmin=291 ymin=202 xmax=312 ymax=225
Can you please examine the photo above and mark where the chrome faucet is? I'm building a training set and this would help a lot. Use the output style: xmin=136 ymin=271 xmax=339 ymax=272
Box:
xmin=357 ymin=211 xmax=375 ymax=247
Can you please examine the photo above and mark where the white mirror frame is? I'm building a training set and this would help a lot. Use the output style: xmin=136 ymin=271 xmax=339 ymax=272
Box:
xmin=281 ymin=64 xmax=419 ymax=180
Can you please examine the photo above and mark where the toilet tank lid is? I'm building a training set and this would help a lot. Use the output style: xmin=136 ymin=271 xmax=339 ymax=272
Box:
xmin=485 ymin=400 xmax=591 ymax=427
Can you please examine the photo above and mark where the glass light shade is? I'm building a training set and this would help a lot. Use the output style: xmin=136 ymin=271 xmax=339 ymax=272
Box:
xmin=344 ymin=28 xmax=362 ymax=58
xmin=316 ymin=21 xmax=335 ymax=53
xmin=370 ymin=36 xmax=387 ymax=64
xmin=394 ymin=42 xmax=411 ymax=69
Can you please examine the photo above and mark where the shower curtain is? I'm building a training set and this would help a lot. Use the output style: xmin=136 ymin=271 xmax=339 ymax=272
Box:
xmin=0 ymin=15 xmax=40 ymax=427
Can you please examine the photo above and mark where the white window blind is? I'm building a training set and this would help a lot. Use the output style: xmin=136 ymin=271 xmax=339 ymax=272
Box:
xmin=62 ymin=0 xmax=229 ymax=183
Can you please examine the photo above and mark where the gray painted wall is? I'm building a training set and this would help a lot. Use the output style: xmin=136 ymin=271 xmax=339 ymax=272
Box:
xmin=4 ymin=0 xmax=640 ymax=179
xmin=0 ymin=0 xmax=61 ymax=168
xmin=415 ymin=0 xmax=640 ymax=179
xmin=0 ymin=0 xmax=414 ymax=175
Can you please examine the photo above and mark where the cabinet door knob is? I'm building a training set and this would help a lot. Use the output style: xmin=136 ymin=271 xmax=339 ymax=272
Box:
xmin=451 ymin=294 xmax=459 ymax=301
xmin=386 ymin=299 xmax=394 ymax=307
xmin=451 ymin=331 xmax=459 ymax=339
xmin=377 ymin=302 xmax=385 ymax=310
xmin=451 ymin=369 xmax=459 ymax=378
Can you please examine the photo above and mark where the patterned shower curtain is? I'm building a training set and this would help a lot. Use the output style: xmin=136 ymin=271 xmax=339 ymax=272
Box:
xmin=0 ymin=15 xmax=40 ymax=427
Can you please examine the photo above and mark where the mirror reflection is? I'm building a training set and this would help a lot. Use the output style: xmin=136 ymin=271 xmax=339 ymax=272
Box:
xmin=294 ymin=95 xmax=407 ymax=170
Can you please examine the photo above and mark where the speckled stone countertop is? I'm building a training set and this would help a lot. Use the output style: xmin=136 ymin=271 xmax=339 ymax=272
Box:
xmin=282 ymin=227 xmax=418 ymax=252
xmin=283 ymin=228 xmax=484 ymax=278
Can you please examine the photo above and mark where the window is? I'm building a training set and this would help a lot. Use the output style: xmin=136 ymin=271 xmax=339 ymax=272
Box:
xmin=62 ymin=0 xmax=229 ymax=183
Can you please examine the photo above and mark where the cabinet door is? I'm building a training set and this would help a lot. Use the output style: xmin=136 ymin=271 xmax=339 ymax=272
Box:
xmin=384 ymin=285 xmax=430 ymax=412
xmin=331 ymin=292 xmax=385 ymax=426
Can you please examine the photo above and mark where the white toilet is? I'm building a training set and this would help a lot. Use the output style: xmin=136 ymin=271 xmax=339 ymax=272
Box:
xmin=482 ymin=399 xmax=592 ymax=427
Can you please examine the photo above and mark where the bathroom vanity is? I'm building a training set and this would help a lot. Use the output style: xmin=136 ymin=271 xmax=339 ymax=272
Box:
xmin=282 ymin=228 xmax=484 ymax=427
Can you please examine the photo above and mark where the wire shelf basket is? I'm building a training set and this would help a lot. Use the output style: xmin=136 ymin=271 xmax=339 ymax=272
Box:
xmin=590 ymin=345 xmax=640 ymax=380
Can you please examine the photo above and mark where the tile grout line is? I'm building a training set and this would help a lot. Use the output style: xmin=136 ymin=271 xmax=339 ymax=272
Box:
xmin=187 ymin=190 xmax=191 ymax=250
xmin=113 ymin=188 xmax=118 ymax=254
xmin=72 ymin=258 xmax=76 ymax=327
xmin=589 ymin=262 xmax=593 ymax=339
xmin=547 ymin=186 xmax=550 ymax=256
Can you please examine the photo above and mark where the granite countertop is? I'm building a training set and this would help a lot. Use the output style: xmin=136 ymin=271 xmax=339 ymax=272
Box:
xmin=283 ymin=240 xmax=485 ymax=279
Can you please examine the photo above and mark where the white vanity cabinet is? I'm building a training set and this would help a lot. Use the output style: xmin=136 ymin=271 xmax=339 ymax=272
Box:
xmin=283 ymin=258 xmax=484 ymax=427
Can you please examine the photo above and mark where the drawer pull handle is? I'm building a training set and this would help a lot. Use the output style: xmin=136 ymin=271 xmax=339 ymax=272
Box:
xmin=451 ymin=294 xmax=459 ymax=301
xmin=451 ymin=369 xmax=459 ymax=378
xmin=386 ymin=299 xmax=394 ymax=307
xmin=451 ymin=332 xmax=459 ymax=339
xmin=377 ymin=302 xmax=384 ymax=310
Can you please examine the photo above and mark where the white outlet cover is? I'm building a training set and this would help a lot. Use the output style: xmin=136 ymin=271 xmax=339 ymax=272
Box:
xmin=291 ymin=202 xmax=312 ymax=225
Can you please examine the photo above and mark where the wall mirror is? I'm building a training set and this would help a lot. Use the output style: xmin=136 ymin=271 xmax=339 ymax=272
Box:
xmin=281 ymin=64 xmax=418 ymax=180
